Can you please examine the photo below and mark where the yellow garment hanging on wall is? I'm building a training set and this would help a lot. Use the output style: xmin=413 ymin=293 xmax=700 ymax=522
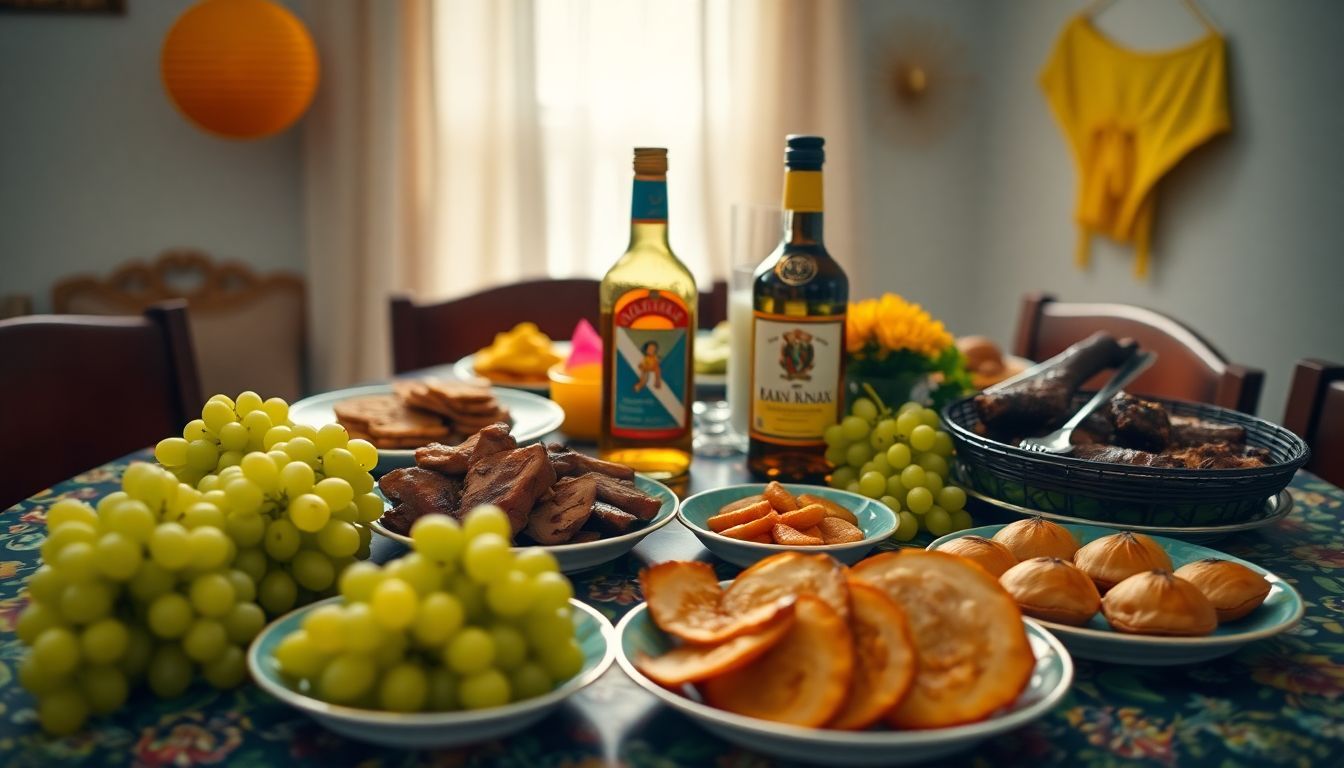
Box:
xmin=1040 ymin=16 xmax=1230 ymax=277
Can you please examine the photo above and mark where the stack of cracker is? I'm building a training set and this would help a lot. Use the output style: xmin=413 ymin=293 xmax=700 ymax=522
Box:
xmin=333 ymin=379 xmax=510 ymax=449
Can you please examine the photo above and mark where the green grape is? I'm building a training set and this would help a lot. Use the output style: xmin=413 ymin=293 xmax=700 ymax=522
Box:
xmin=217 ymin=421 xmax=249 ymax=452
xmin=259 ymin=570 xmax=298 ymax=615
xmin=824 ymin=444 xmax=847 ymax=466
xmin=315 ymin=422 xmax=350 ymax=454
xmin=347 ymin=471 xmax=375 ymax=497
xmin=187 ymin=527 xmax=232 ymax=570
xmin=342 ymin=602 xmax=383 ymax=653
xmin=858 ymin=471 xmax=887 ymax=499
xmin=868 ymin=452 xmax=892 ymax=475
xmin=303 ymin=604 xmax=347 ymax=653
xmin=338 ymin=561 xmax=383 ymax=602
xmin=128 ymin=561 xmax=175 ymax=603
xmin=291 ymin=423 xmax=319 ymax=441
xmin=18 ymin=654 xmax=66 ymax=696
xmin=40 ymin=521 xmax=96 ymax=562
xmin=38 ymin=688 xmax=89 ymax=736
xmin=909 ymin=425 xmax=936 ymax=452
xmin=264 ymin=518 xmax=301 ymax=561
xmin=27 ymin=564 xmax=66 ymax=604
xmin=330 ymin=502 xmax=357 ymax=524
xmin=316 ymin=519 xmax=360 ymax=558
xmin=532 ymin=571 xmax=572 ymax=610
xmin=202 ymin=400 xmax=236 ymax=433
xmin=263 ymin=425 xmax=294 ymax=451
xmin=873 ymin=418 xmax=899 ymax=441
xmin=898 ymin=400 xmax=923 ymax=415
xmin=263 ymin=397 xmax=289 ymax=424
xmin=510 ymin=662 xmax=553 ymax=701
xmin=189 ymin=573 xmax=236 ymax=618
xmin=223 ymin=602 xmax=266 ymax=644
xmin=274 ymin=629 xmax=327 ymax=678
xmin=225 ymin=511 xmax=266 ymax=548
xmin=314 ymin=477 xmax=354 ymax=511
xmin=183 ymin=619 xmax=228 ymax=663
xmin=242 ymin=410 xmax=274 ymax=443
xmin=932 ymin=430 xmax=955 ymax=457
xmin=829 ymin=466 xmax=857 ymax=490
xmin=869 ymin=427 xmax=896 ymax=451
xmin=92 ymin=531 xmax=141 ymax=581
xmin=81 ymin=664 xmax=129 ymax=714
xmin=411 ymin=516 xmax=464 ymax=565
xmin=906 ymin=487 xmax=934 ymax=514
xmin=885 ymin=474 xmax=905 ymax=498
xmin=60 ymin=581 xmax=114 ymax=624
xmin=208 ymin=393 xmax=236 ymax=408
xmin=850 ymin=397 xmax=879 ymax=422
xmin=49 ymin=498 xmax=98 ymax=529
xmin=938 ymin=486 xmax=967 ymax=512
xmin=859 ymin=461 xmax=877 ymax=478
xmin=320 ymin=652 xmax=376 ymax=703
xmin=486 ymin=570 xmax=535 ymax=617
xmin=893 ymin=510 xmax=919 ymax=541
xmin=348 ymin=438 xmax=378 ymax=472
xmin=234 ymin=390 xmax=264 ymax=415
xmin=147 ymin=593 xmax=193 ymax=639
xmin=540 ymin=638 xmax=584 ymax=680
xmin=880 ymin=494 xmax=901 ymax=512
xmin=512 ymin=548 xmax=559 ymax=576
xmin=917 ymin=453 xmax=949 ymax=479
xmin=224 ymin=478 xmax=263 ymax=515
xmin=16 ymin=602 xmax=60 ymax=644
xmin=216 ymin=450 xmax=244 ymax=470
xmin=894 ymin=411 xmax=921 ymax=440
xmin=155 ymin=437 xmax=190 ymax=467
xmin=106 ymin=499 xmax=156 ymax=543
xmin=919 ymin=407 xmax=940 ymax=428
xmin=464 ymin=533 xmax=512 ymax=583
xmin=276 ymin=453 xmax=313 ymax=492
xmin=202 ymin=645 xmax=248 ymax=689
xmin=263 ymin=449 xmax=290 ymax=468
xmin=233 ymin=547 xmax=268 ymax=583
xmin=845 ymin=481 xmax=861 ymax=494
xmin=924 ymin=472 xmax=944 ymax=496
xmin=523 ymin=606 xmax=573 ymax=650
xmin=463 ymin=506 xmax=512 ymax=541
xmin=845 ymin=442 xmax=873 ymax=468
xmin=459 ymin=669 xmax=510 ymax=709
xmin=96 ymin=491 xmax=131 ymax=517
xmin=183 ymin=418 xmax=211 ymax=441
xmin=822 ymin=424 xmax=846 ymax=447
xmin=445 ymin=627 xmax=495 ymax=675
xmin=373 ymin=629 xmax=409 ymax=669
xmin=840 ymin=416 xmax=870 ymax=441
xmin=451 ymin=575 xmax=487 ymax=622
xmin=371 ymin=578 xmax=418 ymax=630
xmin=390 ymin=553 xmax=442 ymax=596
xmin=56 ymin=541 xmax=98 ymax=583
xmin=490 ymin=624 xmax=528 ymax=671
xmin=182 ymin=501 xmax=226 ymax=530
xmin=925 ymin=506 xmax=953 ymax=536
xmin=899 ymin=464 xmax=927 ymax=490
xmin=240 ymin=452 xmax=280 ymax=494
xmin=292 ymin=550 xmax=335 ymax=592
xmin=322 ymin=449 xmax=361 ymax=483
xmin=284 ymin=436 xmax=319 ymax=466
xmin=380 ymin=662 xmax=429 ymax=712
xmin=186 ymin=439 xmax=220 ymax=472
xmin=950 ymin=509 xmax=974 ymax=531
xmin=427 ymin=668 xmax=459 ymax=710
xmin=196 ymin=474 xmax=222 ymax=493
xmin=289 ymin=493 xmax=330 ymax=533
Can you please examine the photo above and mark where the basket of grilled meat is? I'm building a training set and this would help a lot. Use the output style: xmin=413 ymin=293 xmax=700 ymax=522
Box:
xmin=941 ymin=333 xmax=1310 ymax=526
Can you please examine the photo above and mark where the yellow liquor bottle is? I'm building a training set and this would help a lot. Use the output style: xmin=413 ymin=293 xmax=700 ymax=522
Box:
xmin=747 ymin=135 xmax=848 ymax=481
xmin=599 ymin=148 xmax=697 ymax=481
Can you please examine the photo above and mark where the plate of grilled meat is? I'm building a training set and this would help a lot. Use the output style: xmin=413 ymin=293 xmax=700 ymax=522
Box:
xmin=371 ymin=423 xmax=678 ymax=572
xmin=942 ymin=332 xmax=1309 ymax=528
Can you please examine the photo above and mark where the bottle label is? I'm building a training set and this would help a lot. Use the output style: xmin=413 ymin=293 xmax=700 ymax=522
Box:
xmin=775 ymin=253 xmax=818 ymax=286
xmin=610 ymin=288 xmax=690 ymax=439
xmin=631 ymin=179 xmax=668 ymax=222
xmin=749 ymin=312 xmax=844 ymax=445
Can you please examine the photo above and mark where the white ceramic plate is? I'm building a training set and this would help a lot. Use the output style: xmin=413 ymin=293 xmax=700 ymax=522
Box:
xmin=616 ymin=596 xmax=1073 ymax=766
xmin=371 ymin=475 xmax=680 ymax=574
xmin=454 ymin=334 xmax=727 ymax=393
xmin=248 ymin=596 xmax=615 ymax=749
xmin=288 ymin=384 xmax=565 ymax=474
xmin=929 ymin=523 xmax=1306 ymax=665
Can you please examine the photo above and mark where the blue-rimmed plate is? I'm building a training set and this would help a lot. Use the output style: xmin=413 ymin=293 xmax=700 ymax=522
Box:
xmin=679 ymin=484 xmax=895 ymax=568
xmin=248 ymin=596 xmax=615 ymax=749
xmin=615 ymin=591 xmax=1073 ymax=766
xmin=371 ymin=475 xmax=679 ymax=574
xmin=289 ymin=384 xmax=564 ymax=474
xmin=929 ymin=523 xmax=1306 ymax=665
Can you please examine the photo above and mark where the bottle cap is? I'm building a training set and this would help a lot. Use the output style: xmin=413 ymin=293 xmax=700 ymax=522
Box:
xmin=784 ymin=135 xmax=825 ymax=170
xmin=633 ymin=147 xmax=668 ymax=175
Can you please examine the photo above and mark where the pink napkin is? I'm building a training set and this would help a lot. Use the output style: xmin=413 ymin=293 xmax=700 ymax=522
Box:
xmin=566 ymin=319 xmax=602 ymax=370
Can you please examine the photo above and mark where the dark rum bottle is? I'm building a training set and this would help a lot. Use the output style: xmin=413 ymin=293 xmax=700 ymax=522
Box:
xmin=747 ymin=135 xmax=848 ymax=481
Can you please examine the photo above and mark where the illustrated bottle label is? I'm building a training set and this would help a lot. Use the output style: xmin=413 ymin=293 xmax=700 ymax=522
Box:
xmin=749 ymin=313 xmax=844 ymax=445
xmin=610 ymin=288 xmax=690 ymax=440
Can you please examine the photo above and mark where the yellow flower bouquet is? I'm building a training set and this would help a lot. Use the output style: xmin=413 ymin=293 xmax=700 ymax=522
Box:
xmin=845 ymin=293 xmax=971 ymax=409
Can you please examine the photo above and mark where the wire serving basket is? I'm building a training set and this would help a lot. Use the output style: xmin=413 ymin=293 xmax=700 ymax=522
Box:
xmin=941 ymin=394 xmax=1310 ymax=526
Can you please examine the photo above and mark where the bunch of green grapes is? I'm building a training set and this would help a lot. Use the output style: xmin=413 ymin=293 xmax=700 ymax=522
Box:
xmin=16 ymin=465 xmax=266 ymax=735
xmin=154 ymin=392 xmax=382 ymax=618
xmin=273 ymin=506 xmax=584 ymax=712
xmin=824 ymin=397 xmax=972 ymax=540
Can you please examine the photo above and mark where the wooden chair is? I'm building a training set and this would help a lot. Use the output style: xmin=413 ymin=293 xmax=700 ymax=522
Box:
xmin=1283 ymin=359 xmax=1344 ymax=486
xmin=0 ymin=302 xmax=202 ymax=509
xmin=1013 ymin=293 xmax=1264 ymax=414
xmin=52 ymin=250 xmax=307 ymax=401
xmin=391 ymin=279 xmax=729 ymax=373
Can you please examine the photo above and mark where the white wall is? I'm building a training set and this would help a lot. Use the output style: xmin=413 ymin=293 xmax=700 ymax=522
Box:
xmin=0 ymin=0 xmax=305 ymax=311
xmin=860 ymin=0 xmax=1344 ymax=418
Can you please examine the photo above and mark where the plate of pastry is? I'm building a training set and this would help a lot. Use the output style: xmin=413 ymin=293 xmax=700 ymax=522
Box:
xmin=929 ymin=520 xmax=1304 ymax=665
xmin=289 ymin=380 xmax=564 ymax=473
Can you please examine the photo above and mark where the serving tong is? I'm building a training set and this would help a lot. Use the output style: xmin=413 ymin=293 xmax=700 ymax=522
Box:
xmin=1016 ymin=350 xmax=1157 ymax=455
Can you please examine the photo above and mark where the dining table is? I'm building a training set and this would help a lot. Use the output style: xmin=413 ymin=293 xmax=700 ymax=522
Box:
xmin=2 ymin=417 xmax=1343 ymax=766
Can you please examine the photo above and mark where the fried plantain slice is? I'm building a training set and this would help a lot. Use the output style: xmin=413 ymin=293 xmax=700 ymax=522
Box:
xmin=635 ymin=603 xmax=796 ymax=687
xmin=722 ymin=551 xmax=850 ymax=620
xmin=640 ymin=561 xmax=791 ymax=644
xmin=707 ymin=499 xmax=774 ymax=532
xmin=828 ymin=581 xmax=917 ymax=730
xmin=772 ymin=524 xmax=824 ymax=546
xmin=817 ymin=517 xmax=865 ymax=545
xmin=719 ymin=512 xmax=781 ymax=541
xmin=763 ymin=481 xmax=800 ymax=512
xmin=798 ymin=493 xmax=859 ymax=525
xmin=702 ymin=595 xmax=854 ymax=727
xmin=851 ymin=550 xmax=1034 ymax=729
xmin=778 ymin=504 xmax=826 ymax=530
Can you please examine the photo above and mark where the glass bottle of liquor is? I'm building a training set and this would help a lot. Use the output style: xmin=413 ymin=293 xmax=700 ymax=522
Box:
xmin=747 ymin=135 xmax=848 ymax=481
xmin=599 ymin=148 xmax=697 ymax=481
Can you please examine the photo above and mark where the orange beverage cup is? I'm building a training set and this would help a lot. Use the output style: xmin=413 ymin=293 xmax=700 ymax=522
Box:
xmin=548 ymin=362 xmax=602 ymax=441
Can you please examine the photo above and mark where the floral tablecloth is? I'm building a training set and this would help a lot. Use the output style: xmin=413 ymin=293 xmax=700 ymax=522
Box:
xmin=2 ymin=450 xmax=1343 ymax=767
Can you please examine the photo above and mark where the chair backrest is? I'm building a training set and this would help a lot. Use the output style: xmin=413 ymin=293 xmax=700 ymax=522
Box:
xmin=52 ymin=250 xmax=307 ymax=401
xmin=390 ymin=278 xmax=729 ymax=373
xmin=0 ymin=302 xmax=202 ymax=509
xmin=1283 ymin=359 xmax=1344 ymax=486
xmin=1013 ymin=292 xmax=1264 ymax=414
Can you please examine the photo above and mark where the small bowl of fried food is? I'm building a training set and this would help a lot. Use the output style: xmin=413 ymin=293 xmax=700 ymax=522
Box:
xmin=678 ymin=482 xmax=895 ymax=568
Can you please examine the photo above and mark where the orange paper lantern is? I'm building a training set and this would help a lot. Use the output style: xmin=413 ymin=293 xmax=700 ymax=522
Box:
xmin=161 ymin=0 xmax=319 ymax=140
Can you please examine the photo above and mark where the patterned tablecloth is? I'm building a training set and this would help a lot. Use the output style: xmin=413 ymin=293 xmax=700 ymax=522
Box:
xmin=2 ymin=449 xmax=1343 ymax=767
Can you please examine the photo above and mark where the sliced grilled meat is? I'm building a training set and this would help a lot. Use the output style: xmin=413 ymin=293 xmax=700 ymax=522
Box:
xmin=415 ymin=423 xmax=517 ymax=475
xmin=380 ymin=503 xmax=417 ymax=536
xmin=585 ymin=501 xmax=640 ymax=536
xmin=525 ymin=475 xmax=598 ymax=544
xmin=570 ymin=531 xmax=601 ymax=544
xmin=459 ymin=444 xmax=557 ymax=535
xmin=377 ymin=467 xmax=464 ymax=530
xmin=1163 ymin=443 xmax=1268 ymax=469
xmin=1108 ymin=392 xmax=1171 ymax=452
xmin=1071 ymin=444 xmax=1184 ymax=467
xmin=1168 ymin=416 xmax=1247 ymax=448
xmin=546 ymin=445 xmax=636 ymax=481
xmin=975 ymin=333 xmax=1133 ymax=434
xmin=586 ymin=473 xmax=661 ymax=520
